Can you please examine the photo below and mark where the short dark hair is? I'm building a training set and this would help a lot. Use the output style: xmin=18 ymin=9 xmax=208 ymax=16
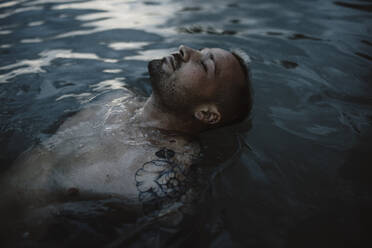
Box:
xmin=217 ymin=49 xmax=253 ymax=126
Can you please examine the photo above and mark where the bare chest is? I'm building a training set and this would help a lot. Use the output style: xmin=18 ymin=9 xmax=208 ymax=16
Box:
xmin=51 ymin=138 xmax=200 ymax=204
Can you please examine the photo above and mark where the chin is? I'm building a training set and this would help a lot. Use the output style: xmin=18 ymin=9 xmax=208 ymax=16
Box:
xmin=148 ymin=59 xmax=163 ymax=79
xmin=148 ymin=59 xmax=167 ymax=90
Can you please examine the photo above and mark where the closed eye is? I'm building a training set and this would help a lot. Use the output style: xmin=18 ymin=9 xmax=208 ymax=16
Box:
xmin=200 ymin=60 xmax=207 ymax=72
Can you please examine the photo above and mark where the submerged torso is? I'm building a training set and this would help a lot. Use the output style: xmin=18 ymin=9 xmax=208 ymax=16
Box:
xmin=2 ymin=94 xmax=201 ymax=209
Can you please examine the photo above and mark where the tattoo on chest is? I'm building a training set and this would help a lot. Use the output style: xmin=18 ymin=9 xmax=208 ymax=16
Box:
xmin=135 ymin=148 xmax=188 ymax=214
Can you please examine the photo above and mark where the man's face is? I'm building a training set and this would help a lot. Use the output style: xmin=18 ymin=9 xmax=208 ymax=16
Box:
xmin=148 ymin=45 xmax=245 ymax=113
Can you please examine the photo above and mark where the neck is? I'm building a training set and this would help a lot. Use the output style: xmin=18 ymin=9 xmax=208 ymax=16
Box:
xmin=139 ymin=95 xmax=203 ymax=135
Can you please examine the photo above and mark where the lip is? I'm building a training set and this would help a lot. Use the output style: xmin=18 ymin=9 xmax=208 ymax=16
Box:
xmin=163 ymin=55 xmax=175 ymax=72
xmin=163 ymin=53 xmax=183 ymax=73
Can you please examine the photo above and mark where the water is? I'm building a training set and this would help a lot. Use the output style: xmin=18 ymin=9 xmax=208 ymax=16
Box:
xmin=0 ymin=0 xmax=371 ymax=247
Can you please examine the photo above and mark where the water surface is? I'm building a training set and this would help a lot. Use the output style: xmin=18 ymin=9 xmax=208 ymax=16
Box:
xmin=1 ymin=0 xmax=371 ymax=247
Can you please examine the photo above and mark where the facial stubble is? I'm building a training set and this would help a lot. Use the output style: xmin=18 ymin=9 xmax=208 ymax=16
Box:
xmin=148 ymin=59 xmax=192 ymax=114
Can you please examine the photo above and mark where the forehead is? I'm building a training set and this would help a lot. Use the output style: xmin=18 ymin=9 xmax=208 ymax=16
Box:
xmin=209 ymin=48 xmax=233 ymax=60
xmin=208 ymin=48 xmax=244 ymax=83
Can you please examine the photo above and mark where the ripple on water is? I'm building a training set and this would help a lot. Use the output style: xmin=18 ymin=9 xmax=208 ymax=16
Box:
xmin=288 ymin=33 xmax=322 ymax=41
xmin=103 ymin=69 xmax=122 ymax=74
xmin=269 ymin=106 xmax=354 ymax=149
xmin=56 ymin=92 xmax=92 ymax=102
xmin=50 ymin=0 xmax=179 ymax=39
xmin=0 ymin=44 xmax=12 ymax=48
xmin=361 ymin=40 xmax=372 ymax=46
xmin=124 ymin=48 xmax=175 ymax=61
xmin=355 ymin=52 xmax=372 ymax=62
xmin=0 ymin=0 xmax=371 ymax=246
xmin=28 ymin=21 xmax=44 ymax=27
xmin=280 ymin=60 xmax=298 ymax=69
xmin=0 ymin=1 xmax=19 ymax=8
xmin=0 ymin=6 xmax=43 ymax=19
xmin=179 ymin=7 xmax=203 ymax=12
xmin=0 ymin=50 xmax=117 ymax=83
xmin=90 ymin=78 xmax=127 ymax=92
xmin=334 ymin=1 xmax=372 ymax=12
xmin=107 ymin=42 xmax=150 ymax=51
xmin=20 ymin=38 xmax=43 ymax=43
xmin=177 ymin=25 xmax=237 ymax=35
xmin=0 ymin=30 xmax=12 ymax=35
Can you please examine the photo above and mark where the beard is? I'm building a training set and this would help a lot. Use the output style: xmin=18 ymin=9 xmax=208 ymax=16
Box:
xmin=147 ymin=59 xmax=192 ymax=114
xmin=148 ymin=59 xmax=166 ymax=92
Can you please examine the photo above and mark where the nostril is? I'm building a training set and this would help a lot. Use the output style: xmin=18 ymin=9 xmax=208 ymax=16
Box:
xmin=178 ymin=45 xmax=189 ymax=61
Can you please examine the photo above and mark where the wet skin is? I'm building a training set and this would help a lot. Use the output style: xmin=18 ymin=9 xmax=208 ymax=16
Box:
xmin=147 ymin=45 xmax=246 ymax=125
xmin=161 ymin=45 xmax=245 ymax=100
xmin=1 ymin=95 xmax=200 ymax=209
xmin=0 ymin=45 xmax=245 ymax=217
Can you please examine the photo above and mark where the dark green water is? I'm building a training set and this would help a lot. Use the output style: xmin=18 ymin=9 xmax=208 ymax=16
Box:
xmin=0 ymin=0 xmax=371 ymax=247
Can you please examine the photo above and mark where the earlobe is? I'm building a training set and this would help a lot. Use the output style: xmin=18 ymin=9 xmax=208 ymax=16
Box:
xmin=194 ymin=104 xmax=221 ymax=125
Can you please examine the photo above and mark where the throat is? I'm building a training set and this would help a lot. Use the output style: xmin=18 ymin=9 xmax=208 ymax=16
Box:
xmin=139 ymin=95 xmax=202 ymax=135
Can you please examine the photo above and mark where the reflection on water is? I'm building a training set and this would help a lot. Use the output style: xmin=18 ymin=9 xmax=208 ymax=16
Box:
xmin=90 ymin=78 xmax=127 ymax=92
xmin=0 ymin=6 xmax=43 ymax=19
xmin=0 ymin=0 xmax=371 ymax=247
xmin=0 ymin=1 xmax=19 ymax=9
xmin=20 ymin=38 xmax=43 ymax=43
xmin=0 ymin=30 xmax=12 ymax=35
xmin=108 ymin=41 xmax=150 ymax=50
xmin=103 ymin=69 xmax=122 ymax=74
xmin=0 ymin=44 xmax=11 ymax=48
xmin=124 ymin=48 xmax=175 ymax=61
xmin=177 ymin=25 xmax=238 ymax=35
xmin=51 ymin=0 xmax=178 ymax=39
xmin=55 ymin=92 xmax=92 ymax=102
xmin=0 ymin=50 xmax=117 ymax=83
xmin=28 ymin=20 xmax=44 ymax=26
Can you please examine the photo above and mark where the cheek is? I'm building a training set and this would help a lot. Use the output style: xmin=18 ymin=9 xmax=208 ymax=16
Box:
xmin=174 ymin=68 xmax=219 ymax=100
xmin=175 ymin=66 xmax=204 ymax=88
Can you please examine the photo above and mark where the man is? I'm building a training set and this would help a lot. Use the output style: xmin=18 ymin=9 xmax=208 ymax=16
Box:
xmin=1 ymin=45 xmax=252 ymax=220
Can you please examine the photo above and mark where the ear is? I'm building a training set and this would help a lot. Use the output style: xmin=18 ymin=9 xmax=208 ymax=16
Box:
xmin=194 ymin=104 xmax=221 ymax=125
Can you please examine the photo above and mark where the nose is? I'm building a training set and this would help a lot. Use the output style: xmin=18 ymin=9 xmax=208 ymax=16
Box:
xmin=178 ymin=45 xmax=201 ymax=62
